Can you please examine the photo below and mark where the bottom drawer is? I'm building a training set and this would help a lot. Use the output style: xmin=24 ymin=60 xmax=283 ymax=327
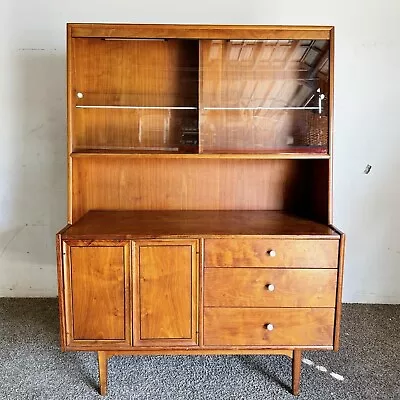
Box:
xmin=204 ymin=308 xmax=334 ymax=346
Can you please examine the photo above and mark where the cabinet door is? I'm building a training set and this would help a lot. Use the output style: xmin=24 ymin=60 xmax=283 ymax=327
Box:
xmin=134 ymin=240 xmax=198 ymax=346
xmin=63 ymin=240 xmax=131 ymax=348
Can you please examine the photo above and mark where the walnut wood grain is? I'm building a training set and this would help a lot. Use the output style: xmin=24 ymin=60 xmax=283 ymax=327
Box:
xmin=204 ymin=268 xmax=337 ymax=308
xmin=99 ymin=349 xmax=293 ymax=357
xmin=64 ymin=343 xmax=332 ymax=352
xmin=204 ymin=238 xmax=339 ymax=268
xmin=62 ymin=210 xmax=339 ymax=239
xmin=328 ymin=28 xmax=335 ymax=224
xmin=333 ymin=229 xmax=346 ymax=351
xmin=70 ymin=24 xmax=332 ymax=40
xmin=56 ymin=227 xmax=70 ymax=351
xmin=203 ymin=308 xmax=335 ymax=346
xmin=58 ymin=24 xmax=343 ymax=398
xmin=133 ymin=240 xmax=198 ymax=346
xmin=63 ymin=241 xmax=131 ymax=346
xmin=71 ymin=157 xmax=303 ymax=222
xmin=67 ymin=24 xmax=73 ymax=223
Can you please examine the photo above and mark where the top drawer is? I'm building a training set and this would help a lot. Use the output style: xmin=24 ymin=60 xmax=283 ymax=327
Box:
xmin=204 ymin=239 xmax=338 ymax=268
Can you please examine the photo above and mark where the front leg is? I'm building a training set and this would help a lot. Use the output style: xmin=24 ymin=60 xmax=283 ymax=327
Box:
xmin=98 ymin=351 xmax=109 ymax=396
xmin=292 ymin=349 xmax=302 ymax=396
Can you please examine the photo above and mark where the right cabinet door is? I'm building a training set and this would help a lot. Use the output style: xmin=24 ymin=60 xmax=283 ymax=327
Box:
xmin=133 ymin=240 xmax=199 ymax=346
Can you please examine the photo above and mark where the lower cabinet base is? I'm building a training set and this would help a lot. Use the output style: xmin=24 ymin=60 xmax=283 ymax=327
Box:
xmin=95 ymin=349 xmax=302 ymax=396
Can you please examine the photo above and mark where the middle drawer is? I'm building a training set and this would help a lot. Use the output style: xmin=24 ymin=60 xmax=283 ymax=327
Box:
xmin=204 ymin=268 xmax=337 ymax=308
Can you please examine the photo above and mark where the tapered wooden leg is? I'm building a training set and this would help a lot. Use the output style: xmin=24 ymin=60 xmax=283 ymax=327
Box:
xmin=98 ymin=351 xmax=108 ymax=396
xmin=292 ymin=350 xmax=301 ymax=396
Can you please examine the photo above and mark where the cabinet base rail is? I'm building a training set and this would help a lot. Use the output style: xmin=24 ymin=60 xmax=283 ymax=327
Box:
xmin=96 ymin=349 xmax=302 ymax=396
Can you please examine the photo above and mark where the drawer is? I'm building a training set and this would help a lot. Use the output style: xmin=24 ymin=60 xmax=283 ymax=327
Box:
xmin=204 ymin=308 xmax=335 ymax=346
xmin=204 ymin=239 xmax=338 ymax=268
xmin=204 ymin=268 xmax=337 ymax=308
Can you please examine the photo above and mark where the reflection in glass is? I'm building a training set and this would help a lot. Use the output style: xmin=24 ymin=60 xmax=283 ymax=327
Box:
xmin=200 ymin=39 xmax=330 ymax=153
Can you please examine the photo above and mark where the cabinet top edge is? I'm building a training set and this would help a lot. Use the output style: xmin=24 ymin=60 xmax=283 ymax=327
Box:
xmin=60 ymin=210 xmax=340 ymax=238
xmin=68 ymin=23 xmax=333 ymax=40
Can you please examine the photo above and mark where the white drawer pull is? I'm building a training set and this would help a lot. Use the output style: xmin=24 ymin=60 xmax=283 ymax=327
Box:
xmin=266 ymin=249 xmax=276 ymax=257
xmin=264 ymin=323 xmax=274 ymax=331
xmin=265 ymin=284 xmax=275 ymax=292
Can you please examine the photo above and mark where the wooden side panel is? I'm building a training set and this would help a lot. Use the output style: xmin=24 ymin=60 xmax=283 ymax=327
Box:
xmin=64 ymin=241 xmax=131 ymax=347
xmin=328 ymin=28 xmax=335 ymax=224
xmin=333 ymin=230 xmax=346 ymax=350
xmin=204 ymin=268 xmax=337 ymax=308
xmin=204 ymin=308 xmax=335 ymax=346
xmin=204 ymin=239 xmax=339 ymax=268
xmin=67 ymin=25 xmax=74 ymax=223
xmin=71 ymin=158 xmax=301 ymax=222
xmin=56 ymin=226 xmax=71 ymax=351
xmin=134 ymin=240 xmax=198 ymax=346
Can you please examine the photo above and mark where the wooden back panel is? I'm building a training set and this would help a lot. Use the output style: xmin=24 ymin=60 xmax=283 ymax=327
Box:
xmin=71 ymin=158 xmax=305 ymax=222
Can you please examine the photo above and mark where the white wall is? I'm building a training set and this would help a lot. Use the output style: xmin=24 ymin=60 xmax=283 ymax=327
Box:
xmin=1 ymin=0 xmax=399 ymax=302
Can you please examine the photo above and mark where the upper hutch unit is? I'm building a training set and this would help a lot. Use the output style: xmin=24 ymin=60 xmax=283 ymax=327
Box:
xmin=57 ymin=24 xmax=344 ymax=397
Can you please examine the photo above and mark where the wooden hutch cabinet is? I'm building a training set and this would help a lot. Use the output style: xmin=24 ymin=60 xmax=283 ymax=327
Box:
xmin=56 ymin=23 xmax=345 ymax=396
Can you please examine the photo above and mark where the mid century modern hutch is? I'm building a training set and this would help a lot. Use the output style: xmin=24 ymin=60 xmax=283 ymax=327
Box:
xmin=56 ymin=23 xmax=345 ymax=396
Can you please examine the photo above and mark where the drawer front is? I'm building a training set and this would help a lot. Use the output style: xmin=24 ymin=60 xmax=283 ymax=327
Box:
xmin=204 ymin=268 xmax=337 ymax=308
xmin=204 ymin=308 xmax=335 ymax=346
xmin=204 ymin=239 xmax=338 ymax=268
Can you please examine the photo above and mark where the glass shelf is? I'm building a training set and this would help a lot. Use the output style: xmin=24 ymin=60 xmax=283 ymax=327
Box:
xmin=76 ymin=105 xmax=197 ymax=110
xmin=70 ymin=150 xmax=330 ymax=159
xmin=203 ymin=106 xmax=320 ymax=111
xmin=74 ymin=93 xmax=198 ymax=109
xmin=71 ymin=37 xmax=330 ymax=155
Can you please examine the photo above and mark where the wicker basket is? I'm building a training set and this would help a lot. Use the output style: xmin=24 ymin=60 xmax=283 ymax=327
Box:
xmin=293 ymin=110 xmax=328 ymax=149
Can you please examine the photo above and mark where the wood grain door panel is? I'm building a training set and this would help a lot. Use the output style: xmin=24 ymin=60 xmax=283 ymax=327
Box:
xmin=63 ymin=241 xmax=131 ymax=347
xmin=204 ymin=268 xmax=337 ymax=307
xmin=134 ymin=240 xmax=198 ymax=346
xmin=204 ymin=307 xmax=334 ymax=346
xmin=204 ymin=239 xmax=338 ymax=268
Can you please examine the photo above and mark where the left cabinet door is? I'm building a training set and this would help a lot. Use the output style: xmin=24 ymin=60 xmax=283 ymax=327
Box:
xmin=61 ymin=240 xmax=131 ymax=348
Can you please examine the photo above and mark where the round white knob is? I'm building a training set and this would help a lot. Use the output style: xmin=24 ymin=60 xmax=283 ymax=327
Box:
xmin=266 ymin=284 xmax=275 ymax=292
xmin=76 ymin=92 xmax=84 ymax=99
xmin=265 ymin=323 xmax=274 ymax=331
xmin=267 ymin=249 xmax=276 ymax=257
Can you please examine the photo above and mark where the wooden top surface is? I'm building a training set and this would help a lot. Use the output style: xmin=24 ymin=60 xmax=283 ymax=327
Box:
xmin=69 ymin=24 xmax=333 ymax=40
xmin=61 ymin=210 xmax=339 ymax=239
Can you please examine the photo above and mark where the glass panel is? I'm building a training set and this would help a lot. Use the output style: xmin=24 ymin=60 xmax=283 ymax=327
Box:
xmin=74 ymin=108 xmax=198 ymax=152
xmin=72 ymin=38 xmax=199 ymax=152
xmin=200 ymin=39 xmax=330 ymax=153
